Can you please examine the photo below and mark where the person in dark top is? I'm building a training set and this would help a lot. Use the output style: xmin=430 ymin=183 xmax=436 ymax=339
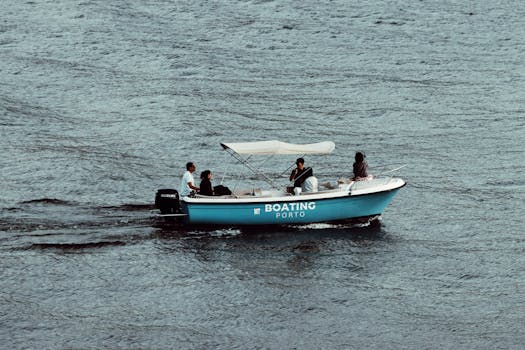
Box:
xmin=290 ymin=158 xmax=313 ymax=189
xmin=352 ymin=152 xmax=368 ymax=180
xmin=198 ymin=170 xmax=214 ymax=196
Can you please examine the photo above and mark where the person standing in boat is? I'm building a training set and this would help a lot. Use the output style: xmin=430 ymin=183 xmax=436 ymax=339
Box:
xmin=198 ymin=170 xmax=214 ymax=196
xmin=180 ymin=162 xmax=200 ymax=197
xmin=290 ymin=158 xmax=313 ymax=194
xmin=352 ymin=152 xmax=368 ymax=180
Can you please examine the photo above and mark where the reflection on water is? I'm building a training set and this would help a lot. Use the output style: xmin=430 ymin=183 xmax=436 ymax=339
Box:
xmin=151 ymin=216 xmax=384 ymax=241
xmin=152 ymin=218 xmax=385 ymax=277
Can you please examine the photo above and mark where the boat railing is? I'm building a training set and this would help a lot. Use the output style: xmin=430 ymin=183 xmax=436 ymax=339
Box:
xmin=349 ymin=176 xmax=400 ymax=193
xmin=194 ymin=194 xmax=235 ymax=199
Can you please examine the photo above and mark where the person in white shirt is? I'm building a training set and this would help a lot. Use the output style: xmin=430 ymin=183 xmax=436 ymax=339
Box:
xmin=180 ymin=162 xmax=200 ymax=197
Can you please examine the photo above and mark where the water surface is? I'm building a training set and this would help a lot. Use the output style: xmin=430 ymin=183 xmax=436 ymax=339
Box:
xmin=1 ymin=0 xmax=524 ymax=348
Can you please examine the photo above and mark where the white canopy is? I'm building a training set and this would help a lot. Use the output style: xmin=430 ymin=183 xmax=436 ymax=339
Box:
xmin=221 ymin=140 xmax=335 ymax=155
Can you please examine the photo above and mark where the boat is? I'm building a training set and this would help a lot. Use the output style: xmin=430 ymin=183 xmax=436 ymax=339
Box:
xmin=155 ymin=140 xmax=405 ymax=226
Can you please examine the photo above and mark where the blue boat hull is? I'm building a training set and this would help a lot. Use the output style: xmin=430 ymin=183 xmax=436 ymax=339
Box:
xmin=181 ymin=188 xmax=402 ymax=225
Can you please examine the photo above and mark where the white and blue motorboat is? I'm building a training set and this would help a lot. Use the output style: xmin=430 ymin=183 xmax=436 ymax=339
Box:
xmin=155 ymin=141 xmax=405 ymax=226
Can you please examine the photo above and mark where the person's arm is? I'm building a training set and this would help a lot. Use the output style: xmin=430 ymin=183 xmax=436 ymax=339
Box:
xmin=188 ymin=181 xmax=199 ymax=191
xmin=290 ymin=168 xmax=299 ymax=181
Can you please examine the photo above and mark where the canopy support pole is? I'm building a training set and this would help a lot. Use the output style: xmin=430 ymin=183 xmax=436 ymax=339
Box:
xmin=223 ymin=147 xmax=280 ymax=189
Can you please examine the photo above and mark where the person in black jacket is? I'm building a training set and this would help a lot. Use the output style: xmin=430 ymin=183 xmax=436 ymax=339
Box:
xmin=198 ymin=170 xmax=214 ymax=196
xmin=289 ymin=158 xmax=313 ymax=193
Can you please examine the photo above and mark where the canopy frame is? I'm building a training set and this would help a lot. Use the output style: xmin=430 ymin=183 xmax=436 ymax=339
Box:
xmin=222 ymin=146 xmax=279 ymax=189
xmin=220 ymin=140 xmax=335 ymax=189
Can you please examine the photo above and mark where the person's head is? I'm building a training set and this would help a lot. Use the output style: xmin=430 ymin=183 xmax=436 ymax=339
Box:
xmin=355 ymin=152 xmax=365 ymax=163
xmin=186 ymin=162 xmax=196 ymax=172
xmin=200 ymin=170 xmax=211 ymax=180
xmin=296 ymin=158 xmax=305 ymax=169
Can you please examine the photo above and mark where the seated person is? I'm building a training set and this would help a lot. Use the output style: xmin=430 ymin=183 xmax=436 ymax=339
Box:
xmin=198 ymin=170 xmax=214 ymax=196
xmin=290 ymin=158 xmax=314 ymax=194
xmin=198 ymin=170 xmax=232 ymax=196
xmin=180 ymin=162 xmax=199 ymax=197
xmin=352 ymin=152 xmax=369 ymax=180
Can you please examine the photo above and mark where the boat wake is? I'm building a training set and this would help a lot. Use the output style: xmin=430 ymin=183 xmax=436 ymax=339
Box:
xmin=28 ymin=241 xmax=127 ymax=251
xmin=290 ymin=215 xmax=381 ymax=230
xmin=2 ymin=197 xmax=384 ymax=249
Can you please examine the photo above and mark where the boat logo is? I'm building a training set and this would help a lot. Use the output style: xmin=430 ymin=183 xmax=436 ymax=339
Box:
xmin=254 ymin=201 xmax=316 ymax=219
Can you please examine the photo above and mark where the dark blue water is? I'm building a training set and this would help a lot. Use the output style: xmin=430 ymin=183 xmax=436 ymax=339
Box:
xmin=1 ymin=1 xmax=524 ymax=348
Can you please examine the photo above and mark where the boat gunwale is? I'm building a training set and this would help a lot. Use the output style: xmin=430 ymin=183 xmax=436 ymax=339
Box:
xmin=182 ymin=181 xmax=406 ymax=205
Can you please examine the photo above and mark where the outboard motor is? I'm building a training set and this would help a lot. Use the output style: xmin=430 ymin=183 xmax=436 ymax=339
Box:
xmin=155 ymin=189 xmax=181 ymax=214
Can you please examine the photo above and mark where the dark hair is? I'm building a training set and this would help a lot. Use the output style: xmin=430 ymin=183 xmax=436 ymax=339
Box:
xmin=200 ymin=170 xmax=211 ymax=180
xmin=296 ymin=157 xmax=304 ymax=165
xmin=355 ymin=152 xmax=365 ymax=163
xmin=186 ymin=162 xmax=194 ymax=170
